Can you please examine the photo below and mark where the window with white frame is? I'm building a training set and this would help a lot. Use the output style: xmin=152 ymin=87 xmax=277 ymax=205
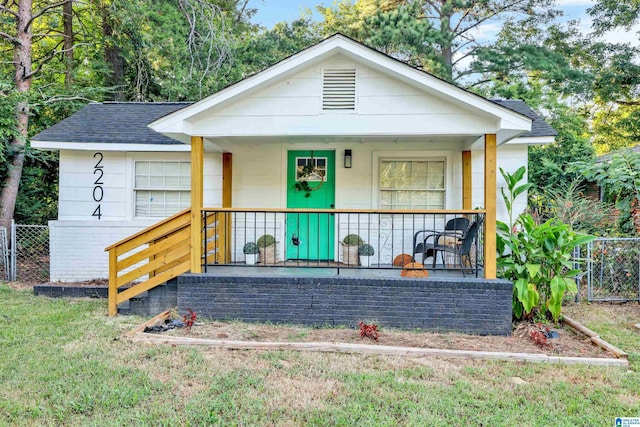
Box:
xmin=134 ymin=161 xmax=191 ymax=218
xmin=380 ymin=159 xmax=445 ymax=209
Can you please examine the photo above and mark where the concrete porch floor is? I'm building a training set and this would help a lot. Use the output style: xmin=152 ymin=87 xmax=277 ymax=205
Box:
xmin=202 ymin=264 xmax=483 ymax=279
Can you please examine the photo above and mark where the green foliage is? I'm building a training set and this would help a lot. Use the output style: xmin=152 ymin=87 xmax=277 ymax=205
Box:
xmin=256 ymin=235 xmax=276 ymax=248
xmin=589 ymin=0 xmax=640 ymax=34
xmin=358 ymin=243 xmax=374 ymax=256
xmin=235 ymin=18 xmax=320 ymax=77
xmin=573 ymin=149 xmax=640 ymax=235
xmin=243 ymin=242 xmax=259 ymax=255
xmin=497 ymin=215 xmax=593 ymax=321
xmin=342 ymin=234 xmax=364 ymax=246
xmin=532 ymin=180 xmax=616 ymax=236
xmin=499 ymin=166 xmax=532 ymax=230
xmin=319 ymin=0 xmax=557 ymax=82
xmin=496 ymin=167 xmax=594 ymax=321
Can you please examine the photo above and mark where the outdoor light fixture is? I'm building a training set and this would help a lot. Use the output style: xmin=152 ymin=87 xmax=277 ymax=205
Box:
xmin=344 ymin=149 xmax=352 ymax=168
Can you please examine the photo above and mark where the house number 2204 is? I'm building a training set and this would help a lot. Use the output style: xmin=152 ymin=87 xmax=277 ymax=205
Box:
xmin=92 ymin=152 xmax=104 ymax=219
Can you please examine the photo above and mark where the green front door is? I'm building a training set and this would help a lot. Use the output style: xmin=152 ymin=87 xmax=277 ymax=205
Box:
xmin=286 ymin=150 xmax=335 ymax=260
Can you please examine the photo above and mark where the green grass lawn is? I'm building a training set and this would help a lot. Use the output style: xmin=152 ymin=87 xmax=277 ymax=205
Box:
xmin=1 ymin=284 xmax=638 ymax=426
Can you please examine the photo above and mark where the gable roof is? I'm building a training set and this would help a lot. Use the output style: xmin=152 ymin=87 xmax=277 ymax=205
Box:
xmin=32 ymin=102 xmax=190 ymax=145
xmin=149 ymin=34 xmax=536 ymax=144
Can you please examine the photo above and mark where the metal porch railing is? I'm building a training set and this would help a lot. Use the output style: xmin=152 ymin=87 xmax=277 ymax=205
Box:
xmin=201 ymin=208 xmax=485 ymax=276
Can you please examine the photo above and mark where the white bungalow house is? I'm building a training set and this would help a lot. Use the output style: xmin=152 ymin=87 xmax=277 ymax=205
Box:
xmin=32 ymin=34 xmax=556 ymax=315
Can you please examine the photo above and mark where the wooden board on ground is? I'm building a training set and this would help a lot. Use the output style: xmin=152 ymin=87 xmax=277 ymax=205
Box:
xmin=127 ymin=332 xmax=629 ymax=367
xmin=562 ymin=315 xmax=628 ymax=359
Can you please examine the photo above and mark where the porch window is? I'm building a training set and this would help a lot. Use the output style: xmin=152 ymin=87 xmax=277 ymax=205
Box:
xmin=134 ymin=161 xmax=191 ymax=218
xmin=380 ymin=160 xmax=445 ymax=209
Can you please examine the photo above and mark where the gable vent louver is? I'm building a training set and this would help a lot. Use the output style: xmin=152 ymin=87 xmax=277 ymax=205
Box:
xmin=322 ymin=68 xmax=356 ymax=111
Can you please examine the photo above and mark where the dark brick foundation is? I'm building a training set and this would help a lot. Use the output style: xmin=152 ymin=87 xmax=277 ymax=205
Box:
xmin=34 ymin=285 xmax=108 ymax=299
xmin=177 ymin=274 xmax=513 ymax=335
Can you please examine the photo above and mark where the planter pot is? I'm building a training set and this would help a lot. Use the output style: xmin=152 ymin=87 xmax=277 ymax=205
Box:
xmin=341 ymin=244 xmax=359 ymax=266
xmin=258 ymin=244 xmax=278 ymax=265
xmin=245 ymin=253 xmax=258 ymax=265
xmin=359 ymin=255 xmax=372 ymax=267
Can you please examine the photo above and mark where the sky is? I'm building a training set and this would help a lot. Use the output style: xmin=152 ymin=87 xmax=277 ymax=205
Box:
xmin=246 ymin=0 xmax=640 ymax=46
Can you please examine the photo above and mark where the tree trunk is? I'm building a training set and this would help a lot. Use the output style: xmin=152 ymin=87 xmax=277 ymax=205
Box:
xmin=438 ymin=1 xmax=454 ymax=82
xmin=101 ymin=3 xmax=125 ymax=101
xmin=0 ymin=0 xmax=33 ymax=231
xmin=63 ymin=0 xmax=73 ymax=87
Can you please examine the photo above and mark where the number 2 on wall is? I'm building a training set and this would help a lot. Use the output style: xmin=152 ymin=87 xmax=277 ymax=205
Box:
xmin=93 ymin=152 xmax=103 ymax=219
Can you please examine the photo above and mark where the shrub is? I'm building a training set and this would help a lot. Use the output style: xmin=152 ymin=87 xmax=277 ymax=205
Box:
xmin=342 ymin=234 xmax=363 ymax=246
xmin=358 ymin=243 xmax=374 ymax=256
xmin=497 ymin=167 xmax=594 ymax=322
xmin=243 ymin=242 xmax=259 ymax=254
xmin=257 ymin=235 xmax=276 ymax=248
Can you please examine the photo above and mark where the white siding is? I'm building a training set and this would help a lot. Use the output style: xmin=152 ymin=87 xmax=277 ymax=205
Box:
xmin=57 ymin=150 xmax=222 ymax=221
xmin=189 ymin=55 xmax=499 ymax=137
xmin=51 ymin=149 xmax=223 ymax=281
xmin=471 ymin=144 xmax=529 ymax=220
xmin=231 ymin=140 xmax=524 ymax=219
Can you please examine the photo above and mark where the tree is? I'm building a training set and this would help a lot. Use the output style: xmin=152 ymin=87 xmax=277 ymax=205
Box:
xmin=0 ymin=0 xmax=74 ymax=230
xmin=318 ymin=0 xmax=557 ymax=82
xmin=589 ymin=0 xmax=640 ymax=34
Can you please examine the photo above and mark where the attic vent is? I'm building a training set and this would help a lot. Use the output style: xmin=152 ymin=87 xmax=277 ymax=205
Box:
xmin=322 ymin=68 xmax=356 ymax=111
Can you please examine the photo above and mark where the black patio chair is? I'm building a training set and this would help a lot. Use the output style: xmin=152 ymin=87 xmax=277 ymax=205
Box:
xmin=412 ymin=217 xmax=470 ymax=262
xmin=421 ymin=219 xmax=483 ymax=276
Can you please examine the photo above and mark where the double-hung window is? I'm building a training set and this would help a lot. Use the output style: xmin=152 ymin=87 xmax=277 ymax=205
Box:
xmin=134 ymin=161 xmax=191 ymax=218
xmin=380 ymin=159 xmax=445 ymax=210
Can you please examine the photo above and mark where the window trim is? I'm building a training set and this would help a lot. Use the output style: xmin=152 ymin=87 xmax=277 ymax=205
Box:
xmin=375 ymin=155 xmax=448 ymax=210
xmin=133 ymin=160 xmax=191 ymax=219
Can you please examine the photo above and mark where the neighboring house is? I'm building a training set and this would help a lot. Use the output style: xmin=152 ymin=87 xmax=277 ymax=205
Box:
xmin=32 ymin=34 xmax=556 ymax=284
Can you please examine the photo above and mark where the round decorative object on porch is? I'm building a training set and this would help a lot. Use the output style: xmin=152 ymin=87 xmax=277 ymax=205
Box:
xmin=400 ymin=262 xmax=429 ymax=278
xmin=393 ymin=254 xmax=414 ymax=267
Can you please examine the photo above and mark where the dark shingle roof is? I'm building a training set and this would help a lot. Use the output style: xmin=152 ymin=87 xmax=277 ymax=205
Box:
xmin=31 ymin=102 xmax=193 ymax=144
xmin=491 ymin=99 xmax=557 ymax=138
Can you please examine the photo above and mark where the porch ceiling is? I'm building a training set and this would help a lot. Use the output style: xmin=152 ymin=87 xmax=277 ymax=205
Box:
xmin=203 ymin=134 xmax=481 ymax=152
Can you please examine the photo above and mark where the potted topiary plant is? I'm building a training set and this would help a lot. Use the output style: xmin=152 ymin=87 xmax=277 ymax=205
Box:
xmin=341 ymin=234 xmax=363 ymax=266
xmin=358 ymin=243 xmax=375 ymax=267
xmin=257 ymin=234 xmax=278 ymax=265
xmin=243 ymin=242 xmax=259 ymax=265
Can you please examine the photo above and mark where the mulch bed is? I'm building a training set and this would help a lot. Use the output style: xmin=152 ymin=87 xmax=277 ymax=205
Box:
xmin=157 ymin=316 xmax=614 ymax=359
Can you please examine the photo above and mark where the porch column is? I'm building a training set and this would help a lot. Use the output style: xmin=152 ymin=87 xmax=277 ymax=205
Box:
xmin=218 ymin=152 xmax=232 ymax=263
xmin=484 ymin=134 xmax=497 ymax=279
xmin=462 ymin=151 xmax=472 ymax=210
xmin=190 ymin=136 xmax=204 ymax=273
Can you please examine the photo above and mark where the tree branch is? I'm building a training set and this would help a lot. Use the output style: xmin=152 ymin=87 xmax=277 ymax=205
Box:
xmin=27 ymin=0 xmax=68 ymax=28
xmin=24 ymin=40 xmax=74 ymax=79
xmin=41 ymin=95 xmax=98 ymax=104
xmin=0 ymin=3 xmax=18 ymax=19
xmin=0 ymin=30 xmax=19 ymax=45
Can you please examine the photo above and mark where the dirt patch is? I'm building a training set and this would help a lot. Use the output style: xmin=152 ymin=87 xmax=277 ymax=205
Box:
xmin=155 ymin=317 xmax=615 ymax=359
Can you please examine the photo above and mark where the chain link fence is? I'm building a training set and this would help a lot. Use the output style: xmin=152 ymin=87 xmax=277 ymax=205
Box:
xmin=10 ymin=222 xmax=50 ymax=283
xmin=0 ymin=227 xmax=9 ymax=281
xmin=585 ymin=237 xmax=640 ymax=302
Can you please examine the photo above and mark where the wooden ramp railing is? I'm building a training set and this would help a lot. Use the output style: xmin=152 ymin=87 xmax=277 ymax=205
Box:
xmin=105 ymin=209 xmax=193 ymax=316
xmin=105 ymin=209 xmax=225 ymax=316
